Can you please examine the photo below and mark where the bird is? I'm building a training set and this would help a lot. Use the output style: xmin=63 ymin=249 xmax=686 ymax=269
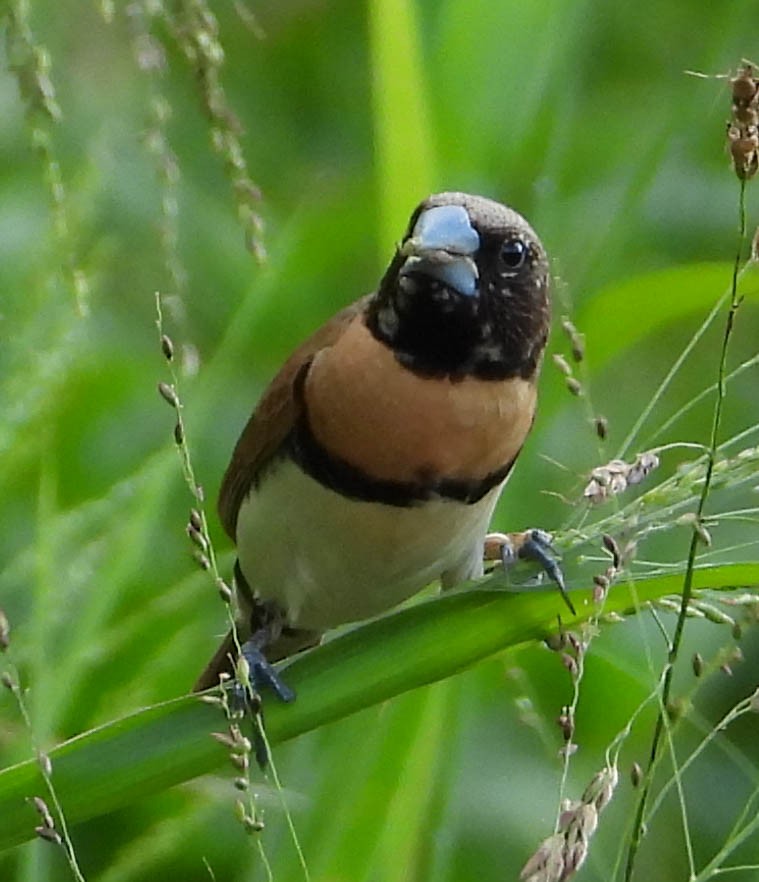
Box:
xmin=194 ymin=191 xmax=563 ymax=700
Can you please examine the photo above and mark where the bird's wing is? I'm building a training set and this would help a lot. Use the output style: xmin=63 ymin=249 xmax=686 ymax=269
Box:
xmin=218 ymin=296 xmax=368 ymax=539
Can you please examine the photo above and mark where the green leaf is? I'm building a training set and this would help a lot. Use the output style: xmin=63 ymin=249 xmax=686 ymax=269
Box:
xmin=576 ymin=261 xmax=759 ymax=372
xmin=1 ymin=561 xmax=756 ymax=854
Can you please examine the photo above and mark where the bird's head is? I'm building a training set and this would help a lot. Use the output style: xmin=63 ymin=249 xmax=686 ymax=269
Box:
xmin=369 ymin=192 xmax=550 ymax=380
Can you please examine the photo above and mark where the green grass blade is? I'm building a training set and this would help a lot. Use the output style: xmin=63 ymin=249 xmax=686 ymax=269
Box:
xmin=369 ymin=0 xmax=437 ymax=255
xmin=1 ymin=561 xmax=756 ymax=853
xmin=362 ymin=679 xmax=456 ymax=882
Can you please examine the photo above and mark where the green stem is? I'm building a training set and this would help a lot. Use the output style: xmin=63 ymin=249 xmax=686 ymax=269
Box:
xmin=623 ymin=179 xmax=747 ymax=882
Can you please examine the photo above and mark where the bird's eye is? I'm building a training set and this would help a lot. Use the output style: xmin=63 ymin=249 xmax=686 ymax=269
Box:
xmin=500 ymin=238 xmax=527 ymax=270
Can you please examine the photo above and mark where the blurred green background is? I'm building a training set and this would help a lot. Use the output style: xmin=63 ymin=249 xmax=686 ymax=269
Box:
xmin=1 ymin=0 xmax=759 ymax=880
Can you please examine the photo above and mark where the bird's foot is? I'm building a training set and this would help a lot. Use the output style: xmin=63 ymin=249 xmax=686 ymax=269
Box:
xmin=228 ymin=642 xmax=295 ymax=770
xmin=484 ymin=529 xmax=575 ymax=615
xmin=238 ymin=640 xmax=296 ymax=704
xmin=235 ymin=594 xmax=297 ymax=704
xmin=227 ymin=594 xmax=296 ymax=769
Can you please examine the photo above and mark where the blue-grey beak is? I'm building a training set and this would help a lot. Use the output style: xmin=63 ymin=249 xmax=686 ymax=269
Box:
xmin=399 ymin=204 xmax=480 ymax=298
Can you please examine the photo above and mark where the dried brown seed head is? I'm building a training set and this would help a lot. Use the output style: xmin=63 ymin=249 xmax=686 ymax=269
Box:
xmin=216 ymin=579 xmax=233 ymax=603
xmin=160 ymin=334 xmax=174 ymax=361
xmin=193 ymin=550 xmax=211 ymax=571
xmin=602 ymin=534 xmax=620 ymax=566
xmin=557 ymin=706 xmax=574 ymax=741
xmin=35 ymin=826 xmax=62 ymax=846
xmin=31 ymin=796 xmax=55 ymax=828
xmin=731 ymin=64 xmax=758 ymax=104
xmin=230 ymin=752 xmax=249 ymax=772
xmin=560 ymin=317 xmax=585 ymax=361
xmin=552 ymin=353 xmax=573 ymax=376
xmin=565 ymin=376 xmax=583 ymax=397
xmin=243 ymin=816 xmax=265 ymax=833
xmin=630 ymin=762 xmax=643 ymax=788
xmin=561 ymin=653 xmax=579 ymax=678
xmin=158 ymin=381 xmax=179 ymax=408
xmin=187 ymin=523 xmax=208 ymax=550
xmin=211 ymin=731 xmax=238 ymax=750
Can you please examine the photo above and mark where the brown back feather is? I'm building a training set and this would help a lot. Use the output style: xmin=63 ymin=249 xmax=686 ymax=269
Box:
xmin=217 ymin=297 xmax=368 ymax=539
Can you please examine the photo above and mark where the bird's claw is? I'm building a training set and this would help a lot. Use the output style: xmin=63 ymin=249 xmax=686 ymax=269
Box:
xmin=227 ymin=640 xmax=295 ymax=770
xmin=240 ymin=642 xmax=296 ymax=704
xmin=485 ymin=529 xmax=575 ymax=615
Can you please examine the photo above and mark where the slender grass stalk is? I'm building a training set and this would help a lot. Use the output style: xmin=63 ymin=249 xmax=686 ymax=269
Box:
xmin=623 ymin=179 xmax=748 ymax=882
xmin=642 ymin=354 xmax=759 ymax=447
xmin=162 ymin=0 xmax=266 ymax=260
xmin=645 ymin=689 xmax=759 ymax=828
xmin=693 ymin=811 xmax=759 ymax=882
xmin=709 ymin=865 xmax=759 ymax=878
xmin=2 ymin=664 xmax=86 ymax=881
xmin=3 ymin=0 xmax=88 ymax=316
xmin=616 ymin=290 xmax=728 ymax=461
xmin=255 ymin=718 xmax=312 ymax=882
xmin=129 ymin=3 xmax=187 ymax=303
xmin=156 ymin=293 xmax=312 ymax=877
xmin=156 ymin=294 xmax=295 ymax=874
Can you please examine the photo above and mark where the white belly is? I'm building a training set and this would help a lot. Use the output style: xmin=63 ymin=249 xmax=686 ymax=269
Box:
xmin=235 ymin=459 xmax=504 ymax=631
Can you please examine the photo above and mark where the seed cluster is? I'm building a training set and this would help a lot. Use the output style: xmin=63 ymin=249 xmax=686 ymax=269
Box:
xmin=727 ymin=64 xmax=759 ymax=180
xmin=520 ymin=766 xmax=618 ymax=882
xmin=554 ymin=317 xmax=585 ymax=398
xmin=204 ymin=682 xmax=268 ymax=833
xmin=583 ymin=452 xmax=660 ymax=504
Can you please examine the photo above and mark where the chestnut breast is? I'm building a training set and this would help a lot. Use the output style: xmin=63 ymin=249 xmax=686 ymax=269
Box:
xmin=304 ymin=317 xmax=537 ymax=485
